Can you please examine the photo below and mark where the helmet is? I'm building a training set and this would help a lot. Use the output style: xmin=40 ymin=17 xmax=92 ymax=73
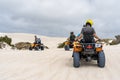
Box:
xmin=86 ymin=19 xmax=93 ymax=26
xmin=70 ymin=32 xmax=74 ymax=34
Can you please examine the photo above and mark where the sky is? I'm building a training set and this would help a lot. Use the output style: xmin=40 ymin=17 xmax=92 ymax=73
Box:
xmin=0 ymin=0 xmax=120 ymax=38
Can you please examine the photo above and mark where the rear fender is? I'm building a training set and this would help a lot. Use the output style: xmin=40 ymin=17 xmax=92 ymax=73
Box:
xmin=73 ymin=41 xmax=83 ymax=52
xmin=95 ymin=43 xmax=103 ymax=52
xmin=65 ymin=41 xmax=70 ymax=45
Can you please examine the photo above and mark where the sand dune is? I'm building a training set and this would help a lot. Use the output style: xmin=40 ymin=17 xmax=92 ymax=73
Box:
xmin=0 ymin=33 xmax=120 ymax=80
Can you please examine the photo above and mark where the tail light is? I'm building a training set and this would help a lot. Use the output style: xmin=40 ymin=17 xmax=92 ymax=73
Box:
xmin=86 ymin=45 xmax=93 ymax=49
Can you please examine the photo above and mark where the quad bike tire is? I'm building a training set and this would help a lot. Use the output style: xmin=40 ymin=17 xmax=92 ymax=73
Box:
xmin=29 ymin=47 xmax=33 ymax=50
xmin=73 ymin=52 xmax=80 ymax=68
xmin=34 ymin=46 xmax=39 ymax=50
xmin=41 ymin=46 xmax=44 ymax=50
xmin=98 ymin=51 xmax=105 ymax=68
xmin=64 ymin=45 xmax=70 ymax=51
xmin=69 ymin=44 xmax=73 ymax=48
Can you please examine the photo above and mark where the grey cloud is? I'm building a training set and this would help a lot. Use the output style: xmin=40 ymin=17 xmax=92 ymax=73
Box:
xmin=0 ymin=0 xmax=120 ymax=38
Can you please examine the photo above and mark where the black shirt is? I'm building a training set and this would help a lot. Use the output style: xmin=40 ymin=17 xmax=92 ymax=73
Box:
xmin=80 ymin=26 xmax=96 ymax=43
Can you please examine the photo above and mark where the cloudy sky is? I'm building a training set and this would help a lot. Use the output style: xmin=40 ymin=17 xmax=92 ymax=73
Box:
xmin=0 ymin=0 xmax=119 ymax=38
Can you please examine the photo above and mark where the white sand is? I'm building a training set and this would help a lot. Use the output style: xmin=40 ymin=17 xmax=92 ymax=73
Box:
xmin=0 ymin=33 xmax=120 ymax=80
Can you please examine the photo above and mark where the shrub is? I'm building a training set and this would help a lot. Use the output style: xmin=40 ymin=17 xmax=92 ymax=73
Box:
xmin=110 ymin=40 xmax=119 ymax=45
xmin=15 ymin=42 xmax=31 ymax=50
xmin=57 ymin=42 xmax=65 ymax=48
xmin=0 ymin=35 xmax=12 ymax=46
xmin=101 ymin=39 xmax=111 ymax=43
xmin=110 ymin=35 xmax=120 ymax=45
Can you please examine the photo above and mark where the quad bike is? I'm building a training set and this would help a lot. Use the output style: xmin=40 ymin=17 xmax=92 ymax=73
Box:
xmin=73 ymin=41 xmax=105 ymax=68
xmin=64 ymin=41 xmax=74 ymax=51
xmin=29 ymin=43 xmax=44 ymax=51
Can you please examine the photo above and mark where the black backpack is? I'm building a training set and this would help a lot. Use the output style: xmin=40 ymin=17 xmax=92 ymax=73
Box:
xmin=82 ymin=27 xmax=95 ymax=43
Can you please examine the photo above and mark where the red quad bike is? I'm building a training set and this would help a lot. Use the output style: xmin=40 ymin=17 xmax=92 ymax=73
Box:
xmin=73 ymin=41 xmax=105 ymax=68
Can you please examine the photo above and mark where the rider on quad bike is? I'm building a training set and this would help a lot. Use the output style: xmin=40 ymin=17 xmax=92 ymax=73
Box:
xmin=77 ymin=19 xmax=101 ymax=43
xmin=29 ymin=35 xmax=44 ymax=51
xmin=34 ymin=35 xmax=41 ymax=44
xmin=64 ymin=32 xmax=76 ymax=50
xmin=73 ymin=19 xmax=105 ymax=68
xmin=69 ymin=32 xmax=76 ymax=43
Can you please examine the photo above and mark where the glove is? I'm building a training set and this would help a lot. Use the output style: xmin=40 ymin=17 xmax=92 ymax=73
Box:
xmin=98 ymin=39 xmax=101 ymax=41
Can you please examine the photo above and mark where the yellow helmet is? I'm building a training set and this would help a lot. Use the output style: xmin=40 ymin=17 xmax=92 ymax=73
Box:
xmin=86 ymin=19 xmax=93 ymax=26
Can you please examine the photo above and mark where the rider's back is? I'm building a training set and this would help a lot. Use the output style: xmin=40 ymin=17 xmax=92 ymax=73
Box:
xmin=81 ymin=26 xmax=95 ymax=43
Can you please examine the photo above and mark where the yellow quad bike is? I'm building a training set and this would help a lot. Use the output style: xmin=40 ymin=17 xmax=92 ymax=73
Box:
xmin=64 ymin=41 xmax=74 ymax=51
xmin=29 ymin=43 xmax=44 ymax=51
xmin=73 ymin=41 xmax=105 ymax=68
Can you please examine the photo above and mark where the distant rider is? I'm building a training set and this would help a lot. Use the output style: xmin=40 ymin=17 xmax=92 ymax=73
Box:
xmin=69 ymin=32 xmax=76 ymax=43
xmin=34 ymin=35 xmax=41 ymax=44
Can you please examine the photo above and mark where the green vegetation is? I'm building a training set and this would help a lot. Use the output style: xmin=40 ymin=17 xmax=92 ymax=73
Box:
xmin=110 ymin=40 xmax=120 ymax=45
xmin=15 ymin=42 xmax=31 ymax=50
xmin=57 ymin=42 xmax=65 ymax=48
xmin=110 ymin=35 xmax=120 ymax=45
xmin=101 ymin=39 xmax=111 ymax=43
xmin=0 ymin=35 xmax=12 ymax=46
